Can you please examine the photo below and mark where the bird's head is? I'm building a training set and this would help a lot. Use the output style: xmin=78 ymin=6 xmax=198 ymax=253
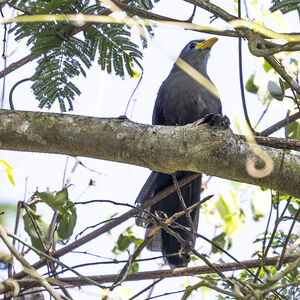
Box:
xmin=178 ymin=38 xmax=218 ymax=74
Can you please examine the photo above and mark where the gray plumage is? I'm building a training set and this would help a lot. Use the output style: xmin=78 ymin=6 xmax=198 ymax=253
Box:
xmin=153 ymin=38 xmax=221 ymax=126
xmin=136 ymin=38 xmax=222 ymax=268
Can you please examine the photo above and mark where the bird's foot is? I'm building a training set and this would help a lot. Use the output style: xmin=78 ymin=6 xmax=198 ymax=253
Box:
xmin=201 ymin=113 xmax=230 ymax=129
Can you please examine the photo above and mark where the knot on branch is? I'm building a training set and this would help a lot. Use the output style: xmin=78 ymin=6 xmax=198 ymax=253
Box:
xmin=247 ymin=34 xmax=269 ymax=57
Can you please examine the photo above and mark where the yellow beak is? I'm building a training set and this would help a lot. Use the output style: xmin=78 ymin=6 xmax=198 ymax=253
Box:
xmin=196 ymin=37 xmax=218 ymax=50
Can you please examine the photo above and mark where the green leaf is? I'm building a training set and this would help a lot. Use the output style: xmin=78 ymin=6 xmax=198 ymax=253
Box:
xmin=57 ymin=201 xmax=77 ymax=241
xmin=112 ymin=226 xmax=143 ymax=255
xmin=9 ymin=0 xmax=150 ymax=111
xmin=54 ymin=188 xmax=69 ymax=209
xmin=279 ymin=77 xmax=286 ymax=94
xmin=23 ymin=208 xmax=58 ymax=251
xmin=35 ymin=192 xmax=55 ymax=206
xmin=211 ymin=232 xmax=232 ymax=253
xmin=288 ymin=204 xmax=300 ymax=221
xmin=130 ymin=262 xmax=138 ymax=273
xmin=246 ymin=74 xmax=259 ymax=94
xmin=267 ymin=80 xmax=285 ymax=101
xmin=263 ymin=59 xmax=272 ymax=72
xmin=32 ymin=188 xmax=76 ymax=242
xmin=35 ymin=188 xmax=69 ymax=211
xmin=215 ymin=190 xmax=244 ymax=235
xmin=251 ymin=189 xmax=270 ymax=221
xmin=285 ymin=112 xmax=300 ymax=140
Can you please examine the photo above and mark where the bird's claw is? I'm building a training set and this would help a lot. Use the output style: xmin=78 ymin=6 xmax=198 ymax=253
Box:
xmin=201 ymin=113 xmax=230 ymax=129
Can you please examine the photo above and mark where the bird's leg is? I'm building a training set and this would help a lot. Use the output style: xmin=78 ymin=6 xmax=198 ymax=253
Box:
xmin=200 ymin=113 xmax=230 ymax=129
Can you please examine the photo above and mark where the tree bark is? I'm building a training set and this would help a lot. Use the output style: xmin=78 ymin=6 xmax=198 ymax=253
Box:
xmin=0 ymin=109 xmax=300 ymax=197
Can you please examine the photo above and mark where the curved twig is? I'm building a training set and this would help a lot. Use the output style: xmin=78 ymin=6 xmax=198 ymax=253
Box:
xmin=9 ymin=78 xmax=31 ymax=110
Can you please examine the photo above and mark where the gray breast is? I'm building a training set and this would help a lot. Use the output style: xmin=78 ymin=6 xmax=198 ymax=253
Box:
xmin=153 ymin=74 xmax=222 ymax=126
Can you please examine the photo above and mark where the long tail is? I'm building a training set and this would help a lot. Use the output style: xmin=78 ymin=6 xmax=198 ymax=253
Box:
xmin=135 ymin=171 xmax=201 ymax=268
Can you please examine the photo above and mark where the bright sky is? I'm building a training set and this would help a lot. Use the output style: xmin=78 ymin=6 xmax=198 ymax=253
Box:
xmin=0 ymin=0 xmax=299 ymax=299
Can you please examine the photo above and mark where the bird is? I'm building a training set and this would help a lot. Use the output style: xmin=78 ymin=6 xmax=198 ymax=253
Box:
xmin=135 ymin=38 xmax=225 ymax=268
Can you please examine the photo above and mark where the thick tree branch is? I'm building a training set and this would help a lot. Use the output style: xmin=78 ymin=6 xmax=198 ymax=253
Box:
xmin=0 ymin=110 xmax=300 ymax=197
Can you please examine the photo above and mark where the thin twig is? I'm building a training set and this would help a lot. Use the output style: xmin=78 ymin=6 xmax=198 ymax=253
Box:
xmin=191 ymin=249 xmax=235 ymax=289
xmin=21 ymin=202 xmax=48 ymax=251
xmin=124 ymin=70 xmax=144 ymax=117
xmin=186 ymin=5 xmax=197 ymax=22
xmin=254 ymin=190 xmax=273 ymax=283
xmin=0 ymin=225 xmax=62 ymax=300
xmin=7 ymin=232 xmax=107 ymax=290
xmin=259 ymin=111 xmax=300 ymax=137
xmin=171 ymin=173 xmax=195 ymax=244
xmin=11 ymin=174 xmax=200 ymax=283
xmin=11 ymin=255 xmax=299 ymax=288
xmin=182 ymin=279 xmax=243 ymax=300
xmin=129 ymin=278 xmax=163 ymax=300
xmin=47 ymin=210 xmax=59 ymax=251
xmin=111 ymin=196 xmax=211 ymax=289
xmin=276 ymin=206 xmax=300 ymax=270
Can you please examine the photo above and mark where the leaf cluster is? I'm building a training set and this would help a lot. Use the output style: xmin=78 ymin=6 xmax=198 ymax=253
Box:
xmin=112 ymin=225 xmax=143 ymax=272
xmin=7 ymin=0 xmax=153 ymax=111
xmin=237 ymin=230 xmax=300 ymax=298
xmin=23 ymin=187 xmax=76 ymax=251
xmin=270 ymin=0 xmax=300 ymax=15
xmin=245 ymin=55 xmax=300 ymax=138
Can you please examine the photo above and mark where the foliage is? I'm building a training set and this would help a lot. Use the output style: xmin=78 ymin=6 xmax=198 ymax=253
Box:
xmin=0 ymin=0 xmax=299 ymax=299
xmin=23 ymin=187 xmax=76 ymax=251
xmin=6 ymin=0 xmax=153 ymax=111
xmin=286 ymin=110 xmax=300 ymax=139
xmin=270 ymin=0 xmax=300 ymax=15
xmin=243 ymin=230 xmax=300 ymax=298
xmin=112 ymin=225 xmax=143 ymax=272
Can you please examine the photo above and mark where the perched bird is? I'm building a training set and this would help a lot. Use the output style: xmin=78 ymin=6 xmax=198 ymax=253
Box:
xmin=136 ymin=38 xmax=224 ymax=268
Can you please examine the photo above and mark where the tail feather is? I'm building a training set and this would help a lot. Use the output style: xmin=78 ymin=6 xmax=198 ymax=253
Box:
xmin=135 ymin=171 xmax=201 ymax=267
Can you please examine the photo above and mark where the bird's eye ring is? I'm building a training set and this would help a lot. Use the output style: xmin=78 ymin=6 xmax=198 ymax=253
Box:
xmin=189 ymin=42 xmax=197 ymax=49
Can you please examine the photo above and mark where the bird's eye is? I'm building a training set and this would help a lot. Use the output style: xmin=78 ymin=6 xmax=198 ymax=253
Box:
xmin=189 ymin=42 xmax=197 ymax=49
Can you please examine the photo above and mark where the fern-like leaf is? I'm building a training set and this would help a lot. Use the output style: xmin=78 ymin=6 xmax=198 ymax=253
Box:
xmin=7 ymin=0 xmax=155 ymax=111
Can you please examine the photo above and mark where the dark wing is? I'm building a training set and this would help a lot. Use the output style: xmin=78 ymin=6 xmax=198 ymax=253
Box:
xmin=135 ymin=171 xmax=159 ymax=227
xmin=135 ymin=171 xmax=164 ymax=252
xmin=152 ymin=83 xmax=167 ymax=125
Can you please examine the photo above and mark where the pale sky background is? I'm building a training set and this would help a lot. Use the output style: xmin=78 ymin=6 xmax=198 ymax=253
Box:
xmin=0 ymin=0 xmax=299 ymax=299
